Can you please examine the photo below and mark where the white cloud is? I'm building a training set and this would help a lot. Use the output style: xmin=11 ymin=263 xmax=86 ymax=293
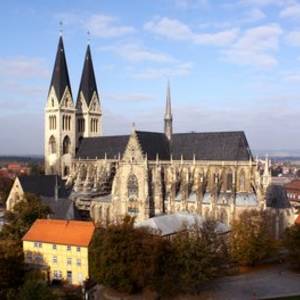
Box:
xmin=286 ymin=31 xmax=300 ymax=46
xmin=240 ymin=0 xmax=286 ymax=7
xmin=174 ymin=0 xmax=209 ymax=9
xmin=243 ymin=8 xmax=266 ymax=22
xmin=0 ymin=57 xmax=49 ymax=78
xmin=100 ymin=43 xmax=175 ymax=63
xmin=134 ymin=62 xmax=192 ymax=79
xmin=144 ymin=17 xmax=239 ymax=46
xmin=223 ymin=24 xmax=283 ymax=68
xmin=85 ymin=14 xmax=136 ymax=38
xmin=280 ymin=3 xmax=300 ymax=18
xmin=105 ymin=92 xmax=154 ymax=102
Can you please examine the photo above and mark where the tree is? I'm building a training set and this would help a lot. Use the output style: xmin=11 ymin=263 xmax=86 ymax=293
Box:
xmin=284 ymin=224 xmax=300 ymax=270
xmin=17 ymin=279 xmax=57 ymax=300
xmin=1 ymin=193 xmax=51 ymax=241
xmin=170 ymin=220 xmax=230 ymax=293
xmin=230 ymin=209 xmax=277 ymax=266
xmin=0 ymin=175 xmax=13 ymax=207
xmin=0 ymin=239 xmax=24 ymax=299
xmin=89 ymin=216 xmax=161 ymax=294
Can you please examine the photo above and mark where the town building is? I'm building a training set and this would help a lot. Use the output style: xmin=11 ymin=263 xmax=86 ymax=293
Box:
xmin=6 ymin=175 xmax=75 ymax=219
xmin=285 ymin=179 xmax=300 ymax=209
xmin=43 ymin=35 xmax=275 ymax=225
xmin=22 ymin=219 xmax=95 ymax=285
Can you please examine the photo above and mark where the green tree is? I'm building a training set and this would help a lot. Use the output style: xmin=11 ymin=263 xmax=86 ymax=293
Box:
xmin=284 ymin=224 xmax=300 ymax=270
xmin=230 ymin=209 xmax=277 ymax=266
xmin=18 ymin=279 xmax=57 ymax=300
xmin=90 ymin=216 xmax=167 ymax=294
xmin=1 ymin=193 xmax=51 ymax=241
xmin=0 ymin=239 xmax=24 ymax=299
xmin=0 ymin=175 xmax=13 ymax=207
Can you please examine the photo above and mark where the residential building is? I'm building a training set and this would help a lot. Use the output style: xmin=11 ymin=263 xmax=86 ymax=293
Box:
xmin=22 ymin=219 xmax=95 ymax=285
xmin=285 ymin=179 xmax=300 ymax=208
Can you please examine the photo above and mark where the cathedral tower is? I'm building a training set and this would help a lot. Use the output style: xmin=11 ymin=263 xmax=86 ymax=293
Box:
xmin=164 ymin=81 xmax=173 ymax=140
xmin=44 ymin=36 xmax=76 ymax=177
xmin=76 ymin=44 xmax=102 ymax=146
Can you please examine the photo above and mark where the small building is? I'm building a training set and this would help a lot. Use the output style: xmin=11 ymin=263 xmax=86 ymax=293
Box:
xmin=284 ymin=179 xmax=300 ymax=208
xmin=6 ymin=175 xmax=75 ymax=220
xmin=22 ymin=219 xmax=95 ymax=285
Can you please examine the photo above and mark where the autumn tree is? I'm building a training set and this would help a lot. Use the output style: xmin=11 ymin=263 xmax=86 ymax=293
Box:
xmin=0 ymin=239 xmax=24 ymax=299
xmin=230 ymin=209 xmax=277 ymax=266
xmin=1 ymin=193 xmax=51 ymax=241
xmin=284 ymin=224 xmax=300 ymax=270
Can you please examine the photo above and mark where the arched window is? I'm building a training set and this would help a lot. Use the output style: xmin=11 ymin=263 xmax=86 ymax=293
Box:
xmin=49 ymin=136 xmax=56 ymax=154
xmin=226 ymin=171 xmax=233 ymax=191
xmin=64 ymin=166 xmax=70 ymax=176
xmin=219 ymin=209 xmax=228 ymax=225
xmin=63 ymin=136 xmax=71 ymax=154
xmin=127 ymin=174 xmax=138 ymax=198
xmin=239 ymin=170 xmax=246 ymax=192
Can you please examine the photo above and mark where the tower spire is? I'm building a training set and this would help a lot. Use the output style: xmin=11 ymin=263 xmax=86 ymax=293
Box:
xmin=77 ymin=43 xmax=99 ymax=107
xmin=48 ymin=35 xmax=72 ymax=102
xmin=164 ymin=80 xmax=173 ymax=141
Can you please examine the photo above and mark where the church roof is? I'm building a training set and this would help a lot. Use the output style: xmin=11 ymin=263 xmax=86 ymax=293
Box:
xmin=171 ymin=131 xmax=252 ymax=161
xmin=76 ymin=135 xmax=129 ymax=159
xmin=49 ymin=36 xmax=72 ymax=101
xmin=76 ymin=131 xmax=252 ymax=161
xmin=19 ymin=175 xmax=71 ymax=198
xmin=77 ymin=45 xmax=98 ymax=107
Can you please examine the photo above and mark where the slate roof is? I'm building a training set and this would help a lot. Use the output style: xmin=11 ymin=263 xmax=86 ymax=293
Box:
xmin=19 ymin=175 xmax=72 ymax=198
xmin=135 ymin=131 xmax=170 ymax=160
xmin=76 ymin=130 xmax=252 ymax=161
xmin=171 ymin=131 xmax=252 ymax=161
xmin=49 ymin=36 xmax=72 ymax=101
xmin=76 ymin=135 xmax=129 ymax=159
xmin=77 ymin=45 xmax=98 ymax=107
xmin=266 ymin=184 xmax=291 ymax=209
xmin=42 ymin=197 xmax=74 ymax=220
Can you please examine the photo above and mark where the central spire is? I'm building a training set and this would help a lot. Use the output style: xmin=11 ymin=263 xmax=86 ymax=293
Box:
xmin=49 ymin=36 xmax=72 ymax=101
xmin=164 ymin=80 xmax=173 ymax=141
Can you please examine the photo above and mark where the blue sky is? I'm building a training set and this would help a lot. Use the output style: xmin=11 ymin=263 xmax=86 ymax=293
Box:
xmin=1 ymin=0 xmax=300 ymax=155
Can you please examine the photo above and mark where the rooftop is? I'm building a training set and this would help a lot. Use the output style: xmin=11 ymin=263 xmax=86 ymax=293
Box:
xmin=22 ymin=219 xmax=95 ymax=247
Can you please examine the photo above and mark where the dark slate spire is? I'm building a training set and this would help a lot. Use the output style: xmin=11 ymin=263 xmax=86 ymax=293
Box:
xmin=77 ymin=44 xmax=98 ymax=107
xmin=49 ymin=36 xmax=72 ymax=101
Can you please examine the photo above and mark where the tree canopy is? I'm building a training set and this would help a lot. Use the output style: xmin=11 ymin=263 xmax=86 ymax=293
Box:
xmin=284 ymin=224 xmax=300 ymax=270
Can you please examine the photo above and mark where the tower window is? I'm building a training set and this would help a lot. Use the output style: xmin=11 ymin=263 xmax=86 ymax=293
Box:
xmin=49 ymin=136 xmax=56 ymax=154
xmin=63 ymin=136 xmax=71 ymax=154
xmin=226 ymin=172 xmax=233 ymax=191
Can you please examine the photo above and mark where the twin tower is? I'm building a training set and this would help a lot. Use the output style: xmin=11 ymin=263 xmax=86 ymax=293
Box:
xmin=44 ymin=36 xmax=102 ymax=176
xmin=45 ymin=36 xmax=173 ymax=177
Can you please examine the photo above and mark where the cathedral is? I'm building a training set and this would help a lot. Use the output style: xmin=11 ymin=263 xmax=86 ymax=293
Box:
xmin=44 ymin=36 xmax=272 ymax=224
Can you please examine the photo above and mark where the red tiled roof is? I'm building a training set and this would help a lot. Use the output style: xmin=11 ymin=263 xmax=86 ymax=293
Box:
xmin=295 ymin=215 xmax=300 ymax=225
xmin=285 ymin=179 xmax=300 ymax=190
xmin=22 ymin=219 xmax=95 ymax=247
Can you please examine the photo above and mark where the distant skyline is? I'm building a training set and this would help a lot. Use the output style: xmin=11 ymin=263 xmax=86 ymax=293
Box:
xmin=1 ymin=0 xmax=300 ymax=155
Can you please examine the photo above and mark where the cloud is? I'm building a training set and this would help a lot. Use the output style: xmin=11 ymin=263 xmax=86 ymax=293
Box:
xmin=144 ymin=17 xmax=239 ymax=46
xmin=280 ymin=3 xmax=300 ymax=18
xmin=240 ymin=0 xmax=285 ymax=7
xmin=243 ymin=8 xmax=266 ymax=23
xmin=286 ymin=31 xmax=300 ymax=47
xmin=134 ymin=62 xmax=193 ymax=79
xmin=85 ymin=14 xmax=136 ymax=38
xmin=0 ymin=57 xmax=49 ymax=78
xmin=174 ymin=0 xmax=209 ymax=9
xmin=105 ymin=92 xmax=155 ymax=102
xmin=99 ymin=43 xmax=175 ymax=63
xmin=223 ymin=24 xmax=283 ymax=68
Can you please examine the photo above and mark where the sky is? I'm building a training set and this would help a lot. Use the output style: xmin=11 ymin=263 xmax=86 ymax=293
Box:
xmin=1 ymin=0 xmax=300 ymax=155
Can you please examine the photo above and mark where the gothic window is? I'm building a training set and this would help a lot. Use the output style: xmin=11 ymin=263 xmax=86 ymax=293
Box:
xmin=51 ymin=98 xmax=54 ymax=107
xmin=127 ymin=174 xmax=138 ymax=198
xmin=226 ymin=171 xmax=233 ymax=191
xmin=64 ymin=166 xmax=70 ymax=176
xmin=239 ymin=170 xmax=246 ymax=192
xmin=219 ymin=209 xmax=228 ymax=225
xmin=49 ymin=136 xmax=56 ymax=154
xmin=63 ymin=136 xmax=71 ymax=154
